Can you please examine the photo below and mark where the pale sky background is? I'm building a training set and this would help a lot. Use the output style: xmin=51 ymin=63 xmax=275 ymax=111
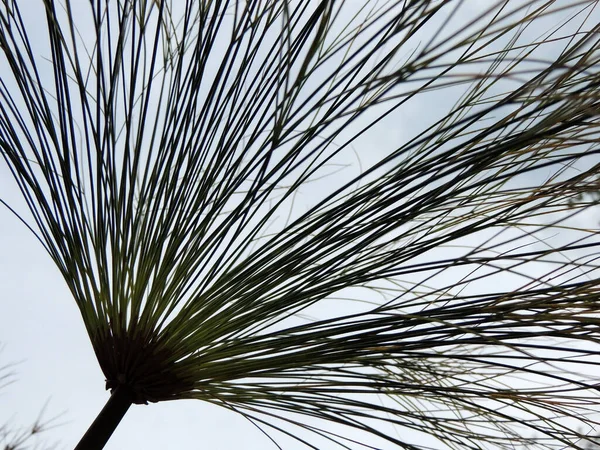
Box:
xmin=1 ymin=2 xmax=599 ymax=449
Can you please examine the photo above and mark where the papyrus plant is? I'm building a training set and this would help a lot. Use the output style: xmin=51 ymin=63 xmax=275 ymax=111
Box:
xmin=1 ymin=0 xmax=600 ymax=448
xmin=0 ymin=346 xmax=58 ymax=450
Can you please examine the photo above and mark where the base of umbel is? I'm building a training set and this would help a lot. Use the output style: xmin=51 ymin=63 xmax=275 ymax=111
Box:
xmin=94 ymin=330 xmax=196 ymax=405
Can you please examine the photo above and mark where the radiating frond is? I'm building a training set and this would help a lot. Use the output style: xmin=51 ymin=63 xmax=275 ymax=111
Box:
xmin=1 ymin=0 xmax=599 ymax=448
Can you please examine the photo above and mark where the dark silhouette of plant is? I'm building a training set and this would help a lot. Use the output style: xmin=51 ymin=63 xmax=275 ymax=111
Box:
xmin=1 ymin=1 xmax=599 ymax=449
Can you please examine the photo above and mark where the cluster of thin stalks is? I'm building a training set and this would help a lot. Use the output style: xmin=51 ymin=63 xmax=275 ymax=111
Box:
xmin=0 ymin=352 xmax=57 ymax=450
xmin=1 ymin=0 xmax=600 ymax=448
xmin=0 ymin=414 xmax=55 ymax=450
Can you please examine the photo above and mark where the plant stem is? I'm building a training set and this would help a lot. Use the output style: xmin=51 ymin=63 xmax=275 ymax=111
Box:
xmin=74 ymin=385 xmax=133 ymax=450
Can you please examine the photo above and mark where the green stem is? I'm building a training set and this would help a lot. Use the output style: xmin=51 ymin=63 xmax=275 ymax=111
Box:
xmin=74 ymin=385 xmax=133 ymax=450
